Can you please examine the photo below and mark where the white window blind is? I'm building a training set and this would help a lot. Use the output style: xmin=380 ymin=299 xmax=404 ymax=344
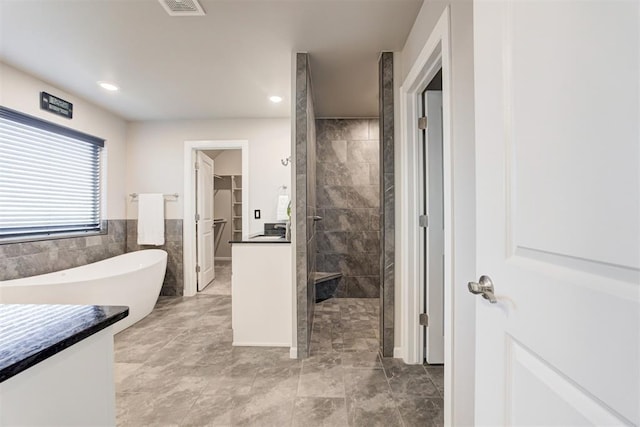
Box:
xmin=0 ymin=106 xmax=104 ymax=241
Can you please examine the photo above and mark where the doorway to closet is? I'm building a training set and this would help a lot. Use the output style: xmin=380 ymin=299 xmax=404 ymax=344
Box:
xmin=182 ymin=139 xmax=249 ymax=298
xmin=196 ymin=149 xmax=243 ymax=293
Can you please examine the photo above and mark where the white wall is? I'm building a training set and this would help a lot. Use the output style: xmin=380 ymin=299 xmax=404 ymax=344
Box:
xmin=396 ymin=1 xmax=477 ymax=425
xmin=126 ymin=118 xmax=291 ymax=234
xmin=0 ymin=62 xmax=128 ymax=219
xmin=204 ymin=149 xmax=242 ymax=175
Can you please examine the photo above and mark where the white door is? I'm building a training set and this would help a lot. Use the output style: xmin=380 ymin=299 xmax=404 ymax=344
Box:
xmin=421 ymin=90 xmax=445 ymax=364
xmin=196 ymin=151 xmax=215 ymax=291
xmin=473 ymin=1 xmax=639 ymax=425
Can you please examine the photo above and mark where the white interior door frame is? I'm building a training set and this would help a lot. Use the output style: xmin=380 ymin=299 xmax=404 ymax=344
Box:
xmin=399 ymin=5 xmax=453 ymax=421
xmin=183 ymin=140 xmax=249 ymax=297
xmin=422 ymin=90 xmax=445 ymax=364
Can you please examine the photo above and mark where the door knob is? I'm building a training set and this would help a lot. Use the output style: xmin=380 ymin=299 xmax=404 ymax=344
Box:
xmin=468 ymin=275 xmax=497 ymax=303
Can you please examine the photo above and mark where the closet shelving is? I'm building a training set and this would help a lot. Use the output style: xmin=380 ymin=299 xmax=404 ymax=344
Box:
xmin=231 ymin=175 xmax=242 ymax=240
xmin=212 ymin=174 xmax=243 ymax=242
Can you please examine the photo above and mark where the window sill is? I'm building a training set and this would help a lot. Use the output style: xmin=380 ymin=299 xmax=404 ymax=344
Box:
xmin=0 ymin=227 xmax=107 ymax=245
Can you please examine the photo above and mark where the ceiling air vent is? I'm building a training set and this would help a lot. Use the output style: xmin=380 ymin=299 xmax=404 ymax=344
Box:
xmin=159 ymin=0 xmax=205 ymax=16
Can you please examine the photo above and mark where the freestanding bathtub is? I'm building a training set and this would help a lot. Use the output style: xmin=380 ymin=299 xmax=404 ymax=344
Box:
xmin=0 ymin=249 xmax=167 ymax=333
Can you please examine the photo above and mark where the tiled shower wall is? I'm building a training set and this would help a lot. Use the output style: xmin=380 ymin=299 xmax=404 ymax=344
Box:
xmin=315 ymin=119 xmax=380 ymax=298
xmin=0 ymin=220 xmax=126 ymax=281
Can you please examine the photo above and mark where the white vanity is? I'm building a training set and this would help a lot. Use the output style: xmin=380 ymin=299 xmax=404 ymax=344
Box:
xmin=230 ymin=237 xmax=292 ymax=348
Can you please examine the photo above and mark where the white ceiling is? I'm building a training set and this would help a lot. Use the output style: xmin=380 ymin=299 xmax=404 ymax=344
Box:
xmin=0 ymin=0 xmax=422 ymax=121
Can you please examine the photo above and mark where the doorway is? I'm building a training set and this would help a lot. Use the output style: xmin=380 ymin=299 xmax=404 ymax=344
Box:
xmin=399 ymin=7 xmax=469 ymax=424
xmin=182 ymin=140 xmax=249 ymax=297
xmin=419 ymin=69 xmax=445 ymax=365
xmin=197 ymin=149 xmax=243 ymax=295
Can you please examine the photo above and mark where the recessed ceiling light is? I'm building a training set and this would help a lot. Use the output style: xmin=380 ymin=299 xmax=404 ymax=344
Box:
xmin=98 ymin=81 xmax=119 ymax=92
xmin=269 ymin=96 xmax=282 ymax=103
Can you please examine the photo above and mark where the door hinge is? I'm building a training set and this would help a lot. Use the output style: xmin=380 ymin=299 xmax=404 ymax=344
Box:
xmin=195 ymin=213 xmax=200 ymax=221
xmin=194 ymin=162 xmax=199 ymax=170
xmin=419 ymin=214 xmax=429 ymax=228
xmin=419 ymin=313 xmax=429 ymax=326
xmin=196 ymin=265 xmax=201 ymax=273
xmin=418 ymin=116 xmax=428 ymax=130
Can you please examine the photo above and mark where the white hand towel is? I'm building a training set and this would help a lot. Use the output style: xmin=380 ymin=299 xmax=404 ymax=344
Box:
xmin=276 ymin=194 xmax=290 ymax=221
xmin=137 ymin=193 xmax=165 ymax=246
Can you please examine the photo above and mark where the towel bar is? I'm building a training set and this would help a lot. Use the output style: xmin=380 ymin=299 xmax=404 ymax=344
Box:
xmin=129 ymin=193 xmax=179 ymax=200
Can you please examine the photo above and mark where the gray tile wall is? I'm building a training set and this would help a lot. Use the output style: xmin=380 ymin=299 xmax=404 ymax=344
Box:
xmin=126 ymin=219 xmax=183 ymax=296
xmin=0 ymin=219 xmax=184 ymax=297
xmin=379 ymin=52 xmax=395 ymax=357
xmin=315 ymin=119 xmax=380 ymax=298
xmin=306 ymin=86 xmax=318 ymax=351
xmin=0 ymin=220 xmax=126 ymax=281
xmin=295 ymin=53 xmax=318 ymax=358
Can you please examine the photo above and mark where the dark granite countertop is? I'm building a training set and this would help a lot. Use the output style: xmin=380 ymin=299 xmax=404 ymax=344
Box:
xmin=230 ymin=234 xmax=290 ymax=244
xmin=0 ymin=304 xmax=129 ymax=383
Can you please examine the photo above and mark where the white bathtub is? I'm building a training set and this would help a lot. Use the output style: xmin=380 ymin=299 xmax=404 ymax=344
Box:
xmin=0 ymin=249 xmax=167 ymax=333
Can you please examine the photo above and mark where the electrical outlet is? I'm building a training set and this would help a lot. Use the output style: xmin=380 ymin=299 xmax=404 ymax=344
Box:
xmin=254 ymin=209 xmax=261 ymax=219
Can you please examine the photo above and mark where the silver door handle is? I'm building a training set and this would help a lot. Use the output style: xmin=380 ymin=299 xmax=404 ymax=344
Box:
xmin=468 ymin=275 xmax=497 ymax=303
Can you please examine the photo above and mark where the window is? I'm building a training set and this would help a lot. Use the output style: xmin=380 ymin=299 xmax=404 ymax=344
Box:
xmin=0 ymin=106 xmax=104 ymax=242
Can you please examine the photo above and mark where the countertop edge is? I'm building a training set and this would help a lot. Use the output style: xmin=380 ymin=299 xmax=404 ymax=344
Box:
xmin=229 ymin=239 xmax=291 ymax=244
xmin=0 ymin=305 xmax=129 ymax=383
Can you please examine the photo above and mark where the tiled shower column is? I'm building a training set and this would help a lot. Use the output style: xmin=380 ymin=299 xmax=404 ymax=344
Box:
xmin=379 ymin=51 xmax=395 ymax=357
xmin=294 ymin=52 xmax=318 ymax=358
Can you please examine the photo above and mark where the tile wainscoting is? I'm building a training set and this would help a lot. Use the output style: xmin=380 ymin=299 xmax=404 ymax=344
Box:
xmin=0 ymin=220 xmax=127 ymax=281
xmin=0 ymin=219 xmax=184 ymax=297
xmin=126 ymin=219 xmax=183 ymax=296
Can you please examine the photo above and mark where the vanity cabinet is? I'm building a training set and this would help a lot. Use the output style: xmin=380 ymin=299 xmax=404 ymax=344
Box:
xmin=0 ymin=305 xmax=128 ymax=427
xmin=231 ymin=241 xmax=292 ymax=348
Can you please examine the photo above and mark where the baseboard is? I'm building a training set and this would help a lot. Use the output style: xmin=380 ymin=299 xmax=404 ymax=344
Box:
xmin=289 ymin=347 xmax=297 ymax=359
xmin=215 ymin=257 xmax=232 ymax=261
xmin=232 ymin=341 xmax=291 ymax=347
xmin=393 ymin=347 xmax=403 ymax=359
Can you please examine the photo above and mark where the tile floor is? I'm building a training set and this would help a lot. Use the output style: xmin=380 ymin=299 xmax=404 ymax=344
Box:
xmin=114 ymin=262 xmax=443 ymax=426
xmin=198 ymin=260 xmax=232 ymax=296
